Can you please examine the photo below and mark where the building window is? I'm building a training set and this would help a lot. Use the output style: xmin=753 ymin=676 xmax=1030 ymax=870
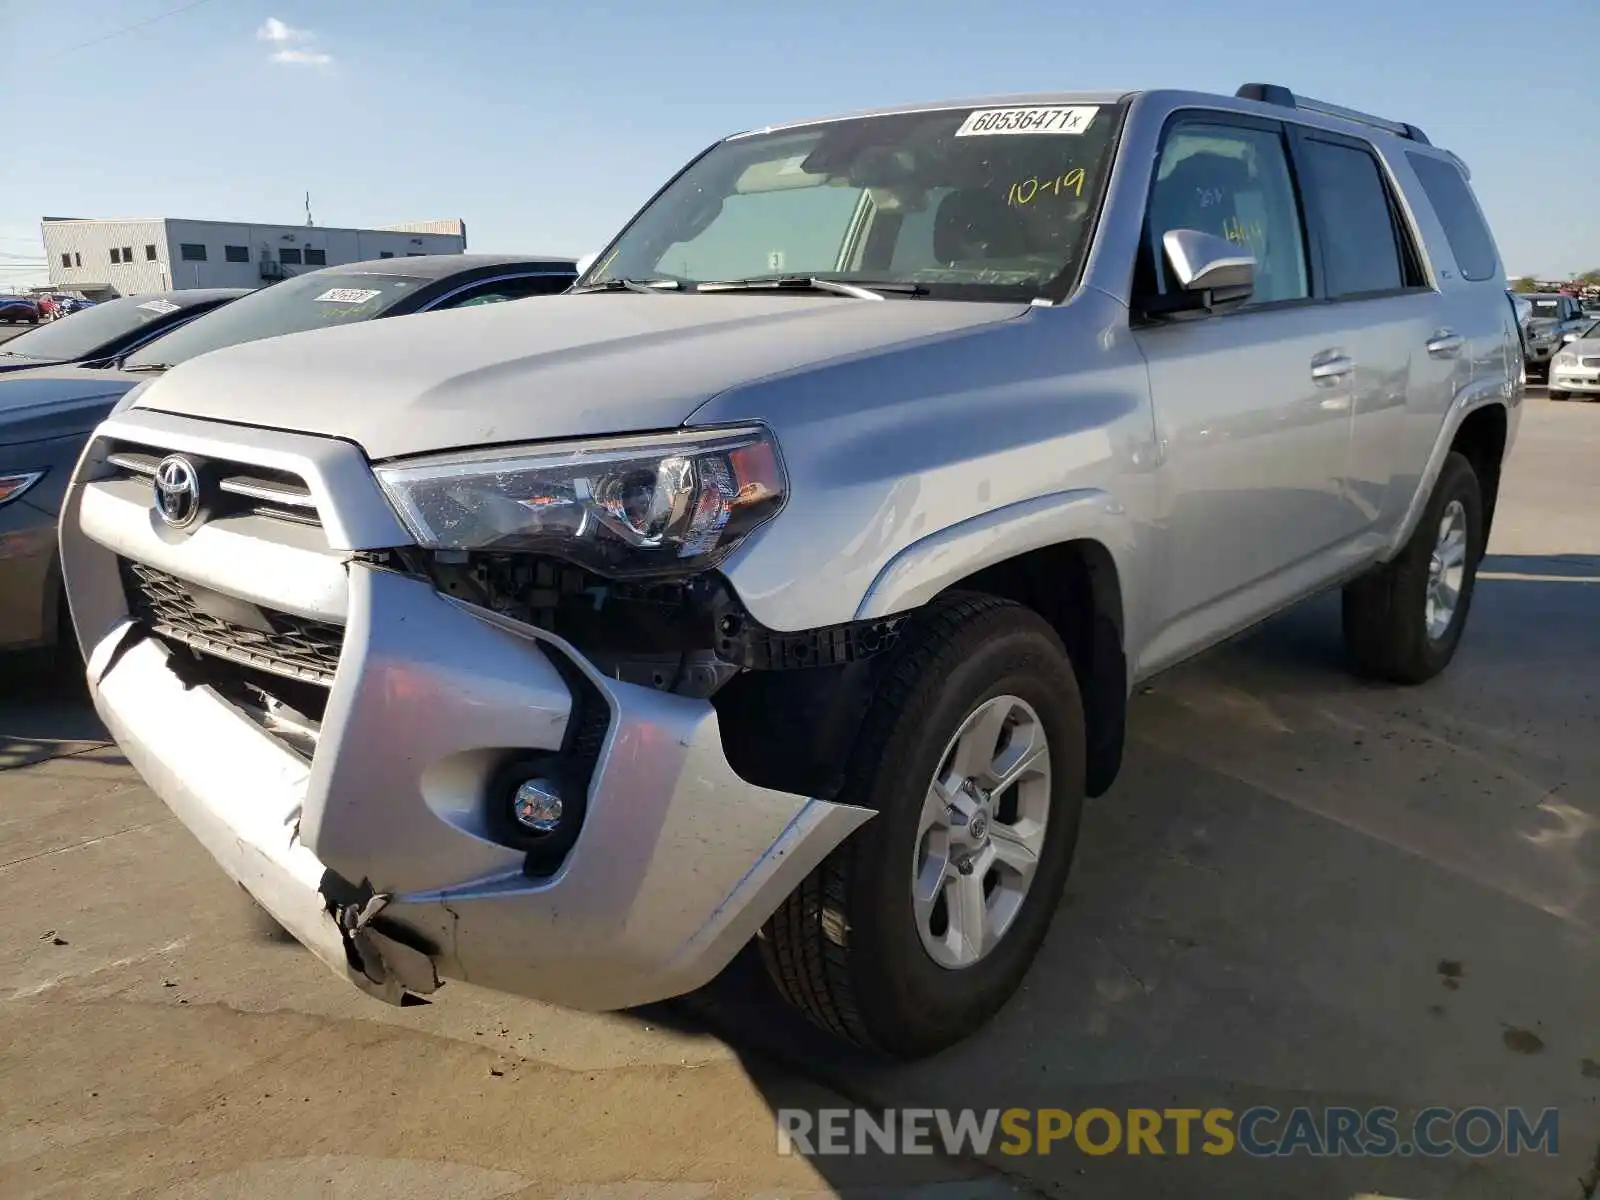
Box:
xmin=109 ymin=248 xmax=122 ymax=264
xmin=224 ymin=245 xmax=250 ymax=263
xmin=304 ymin=247 xmax=326 ymax=265
xmin=279 ymin=247 xmax=303 ymax=265
xmin=122 ymin=246 xmax=133 ymax=262
xmin=61 ymin=253 xmax=71 ymax=268
xmin=74 ymin=252 xmax=81 ymax=267
xmin=179 ymin=243 xmax=207 ymax=262
xmin=379 ymin=251 xmax=395 ymax=259
xmin=145 ymin=244 xmax=158 ymax=261
xmin=406 ymin=252 xmax=424 ymax=256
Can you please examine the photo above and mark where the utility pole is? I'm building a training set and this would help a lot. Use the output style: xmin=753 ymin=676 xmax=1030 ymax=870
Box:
xmin=306 ymin=192 xmax=314 ymax=227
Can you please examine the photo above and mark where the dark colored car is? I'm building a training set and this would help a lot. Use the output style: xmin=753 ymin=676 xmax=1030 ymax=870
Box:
xmin=0 ymin=253 xmax=578 ymax=656
xmin=0 ymin=289 xmax=245 ymax=375
xmin=0 ymin=295 xmax=40 ymax=324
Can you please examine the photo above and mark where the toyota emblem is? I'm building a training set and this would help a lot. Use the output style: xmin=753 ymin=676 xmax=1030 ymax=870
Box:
xmin=153 ymin=455 xmax=201 ymax=528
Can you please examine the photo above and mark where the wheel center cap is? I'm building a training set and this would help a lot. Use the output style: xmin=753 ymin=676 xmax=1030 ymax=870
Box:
xmin=968 ymin=812 xmax=989 ymax=842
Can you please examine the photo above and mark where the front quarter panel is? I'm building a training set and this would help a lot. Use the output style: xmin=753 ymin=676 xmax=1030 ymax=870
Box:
xmin=694 ymin=292 xmax=1157 ymax=652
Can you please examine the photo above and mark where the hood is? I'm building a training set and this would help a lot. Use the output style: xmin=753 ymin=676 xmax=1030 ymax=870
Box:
xmin=131 ymin=292 xmax=1027 ymax=460
xmin=1560 ymin=337 xmax=1600 ymax=357
xmin=0 ymin=364 xmax=144 ymax=446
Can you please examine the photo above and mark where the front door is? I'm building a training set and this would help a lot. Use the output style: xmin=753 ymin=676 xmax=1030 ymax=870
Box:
xmin=1133 ymin=114 xmax=1357 ymax=649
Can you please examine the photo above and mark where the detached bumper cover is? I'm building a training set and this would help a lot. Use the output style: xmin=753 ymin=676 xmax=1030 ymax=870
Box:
xmin=63 ymin=410 xmax=872 ymax=1010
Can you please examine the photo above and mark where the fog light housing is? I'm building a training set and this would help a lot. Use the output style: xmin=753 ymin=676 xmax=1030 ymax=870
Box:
xmin=489 ymin=758 xmax=588 ymax=876
xmin=513 ymin=779 xmax=563 ymax=833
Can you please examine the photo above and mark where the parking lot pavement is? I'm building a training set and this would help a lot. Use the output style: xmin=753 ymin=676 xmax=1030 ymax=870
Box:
xmin=0 ymin=323 xmax=35 ymax=347
xmin=2 ymin=394 xmax=1597 ymax=1198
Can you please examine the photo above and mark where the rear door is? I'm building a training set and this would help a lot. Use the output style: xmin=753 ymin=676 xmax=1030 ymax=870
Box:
xmin=1288 ymin=128 xmax=1442 ymax=535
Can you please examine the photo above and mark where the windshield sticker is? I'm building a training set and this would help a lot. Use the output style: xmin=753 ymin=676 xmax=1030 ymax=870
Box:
xmin=1007 ymin=168 xmax=1087 ymax=207
xmin=313 ymin=287 xmax=383 ymax=304
xmin=136 ymin=299 xmax=181 ymax=315
xmin=956 ymin=106 xmax=1098 ymax=137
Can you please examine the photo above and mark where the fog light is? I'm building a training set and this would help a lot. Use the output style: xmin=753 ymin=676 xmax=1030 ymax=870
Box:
xmin=512 ymin=779 xmax=563 ymax=833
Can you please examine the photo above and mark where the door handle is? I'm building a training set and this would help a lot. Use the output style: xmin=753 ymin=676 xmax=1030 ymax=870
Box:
xmin=1427 ymin=329 xmax=1465 ymax=358
xmin=1310 ymin=351 xmax=1354 ymax=385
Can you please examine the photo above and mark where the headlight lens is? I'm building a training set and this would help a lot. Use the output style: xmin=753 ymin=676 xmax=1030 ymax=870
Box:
xmin=375 ymin=426 xmax=787 ymax=577
xmin=1555 ymin=351 xmax=1577 ymax=367
xmin=0 ymin=470 xmax=45 ymax=507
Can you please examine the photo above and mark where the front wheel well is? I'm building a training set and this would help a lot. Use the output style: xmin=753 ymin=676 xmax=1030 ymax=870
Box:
xmin=944 ymin=540 xmax=1127 ymax=797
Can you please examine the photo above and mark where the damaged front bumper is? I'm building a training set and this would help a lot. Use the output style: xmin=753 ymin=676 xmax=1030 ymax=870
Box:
xmin=61 ymin=409 xmax=873 ymax=1009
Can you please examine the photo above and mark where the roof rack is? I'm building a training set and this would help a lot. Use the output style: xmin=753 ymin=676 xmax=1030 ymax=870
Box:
xmin=1235 ymin=83 xmax=1431 ymax=146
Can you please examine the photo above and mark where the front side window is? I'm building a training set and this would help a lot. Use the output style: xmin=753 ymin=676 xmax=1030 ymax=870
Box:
xmin=587 ymin=102 xmax=1125 ymax=302
xmin=1300 ymin=138 xmax=1406 ymax=297
xmin=1145 ymin=120 xmax=1309 ymax=304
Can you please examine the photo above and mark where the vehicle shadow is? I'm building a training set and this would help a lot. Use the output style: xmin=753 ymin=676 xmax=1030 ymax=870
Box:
xmin=622 ymin=556 xmax=1600 ymax=1199
xmin=0 ymin=649 xmax=121 ymax=771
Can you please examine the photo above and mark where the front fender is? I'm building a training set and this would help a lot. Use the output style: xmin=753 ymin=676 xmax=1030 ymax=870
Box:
xmin=854 ymin=487 xmax=1137 ymax=623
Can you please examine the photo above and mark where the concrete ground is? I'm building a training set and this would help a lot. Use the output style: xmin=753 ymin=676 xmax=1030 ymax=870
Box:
xmin=1 ymin=391 xmax=1596 ymax=1199
xmin=0 ymin=323 xmax=37 ymax=347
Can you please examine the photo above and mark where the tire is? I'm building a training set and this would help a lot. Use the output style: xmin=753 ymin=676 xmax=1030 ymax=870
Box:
xmin=759 ymin=593 xmax=1086 ymax=1059
xmin=1342 ymin=451 xmax=1484 ymax=684
xmin=1548 ymin=388 xmax=1569 ymax=401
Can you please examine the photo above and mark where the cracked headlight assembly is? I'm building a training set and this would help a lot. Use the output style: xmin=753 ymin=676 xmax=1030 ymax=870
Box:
xmin=375 ymin=426 xmax=787 ymax=578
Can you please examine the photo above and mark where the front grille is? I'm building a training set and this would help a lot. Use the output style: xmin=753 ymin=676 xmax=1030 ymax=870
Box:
xmin=1583 ymin=357 xmax=1600 ymax=369
xmin=104 ymin=441 xmax=322 ymax=528
xmin=121 ymin=560 xmax=344 ymax=685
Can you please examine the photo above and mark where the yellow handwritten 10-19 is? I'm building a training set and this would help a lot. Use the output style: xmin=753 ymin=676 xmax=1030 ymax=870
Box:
xmin=1007 ymin=168 xmax=1086 ymax=207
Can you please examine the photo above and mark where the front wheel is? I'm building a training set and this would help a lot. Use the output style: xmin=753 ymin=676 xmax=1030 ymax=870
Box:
xmin=759 ymin=594 xmax=1086 ymax=1058
xmin=1342 ymin=451 xmax=1484 ymax=684
xmin=1548 ymin=388 xmax=1569 ymax=401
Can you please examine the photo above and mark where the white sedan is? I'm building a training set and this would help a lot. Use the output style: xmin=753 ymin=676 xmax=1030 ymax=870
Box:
xmin=1550 ymin=319 xmax=1600 ymax=400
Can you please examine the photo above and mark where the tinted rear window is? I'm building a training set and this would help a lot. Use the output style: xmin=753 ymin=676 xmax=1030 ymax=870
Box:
xmin=1300 ymin=139 xmax=1404 ymax=297
xmin=1406 ymin=153 xmax=1498 ymax=282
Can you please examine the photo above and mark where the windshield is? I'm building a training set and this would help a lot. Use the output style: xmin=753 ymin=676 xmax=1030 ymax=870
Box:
xmin=585 ymin=102 xmax=1125 ymax=302
xmin=1526 ymin=299 xmax=1563 ymax=319
xmin=0 ymin=295 xmax=200 ymax=361
xmin=120 ymin=271 xmax=424 ymax=368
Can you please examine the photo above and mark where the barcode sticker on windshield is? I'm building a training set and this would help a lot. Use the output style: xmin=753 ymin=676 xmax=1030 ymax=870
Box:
xmin=955 ymin=106 xmax=1099 ymax=137
xmin=314 ymin=288 xmax=382 ymax=304
xmin=137 ymin=300 xmax=180 ymax=315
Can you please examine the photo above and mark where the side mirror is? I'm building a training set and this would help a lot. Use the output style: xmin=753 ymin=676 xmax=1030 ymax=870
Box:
xmin=1144 ymin=229 xmax=1255 ymax=320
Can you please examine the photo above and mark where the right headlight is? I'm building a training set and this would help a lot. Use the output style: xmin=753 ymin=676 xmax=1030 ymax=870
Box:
xmin=375 ymin=425 xmax=787 ymax=579
xmin=1554 ymin=351 xmax=1577 ymax=367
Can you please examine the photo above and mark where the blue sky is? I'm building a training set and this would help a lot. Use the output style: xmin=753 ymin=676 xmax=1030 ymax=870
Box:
xmin=3 ymin=0 xmax=1597 ymax=286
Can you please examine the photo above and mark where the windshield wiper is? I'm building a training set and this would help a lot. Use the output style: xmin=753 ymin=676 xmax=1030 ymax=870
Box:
xmin=120 ymin=362 xmax=172 ymax=373
xmin=696 ymin=276 xmax=928 ymax=300
xmin=570 ymin=278 xmax=682 ymax=295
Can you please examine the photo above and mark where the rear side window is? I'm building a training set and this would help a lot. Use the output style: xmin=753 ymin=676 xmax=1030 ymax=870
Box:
xmin=1406 ymin=153 xmax=1498 ymax=282
xmin=1299 ymin=138 xmax=1408 ymax=297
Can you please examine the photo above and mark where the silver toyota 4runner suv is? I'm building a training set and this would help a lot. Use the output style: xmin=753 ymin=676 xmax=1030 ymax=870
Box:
xmin=61 ymin=83 xmax=1520 ymax=1059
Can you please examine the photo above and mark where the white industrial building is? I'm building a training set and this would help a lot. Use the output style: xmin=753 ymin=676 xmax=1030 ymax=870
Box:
xmin=41 ymin=216 xmax=467 ymax=297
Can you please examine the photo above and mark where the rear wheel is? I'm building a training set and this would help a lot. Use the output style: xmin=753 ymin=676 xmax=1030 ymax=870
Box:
xmin=759 ymin=594 xmax=1086 ymax=1058
xmin=1342 ymin=451 xmax=1484 ymax=684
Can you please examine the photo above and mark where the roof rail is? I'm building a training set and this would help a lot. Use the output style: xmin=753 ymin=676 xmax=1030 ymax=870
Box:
xmin=1235 ymin=83 xmax=1431 ymax=145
